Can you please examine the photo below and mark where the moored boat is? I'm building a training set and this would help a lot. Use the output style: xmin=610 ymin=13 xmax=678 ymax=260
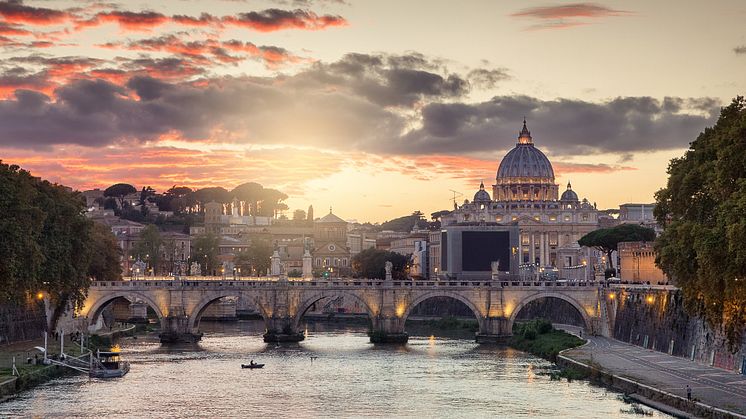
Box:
xmin=90 ymin=350 xmax=130 ymax=378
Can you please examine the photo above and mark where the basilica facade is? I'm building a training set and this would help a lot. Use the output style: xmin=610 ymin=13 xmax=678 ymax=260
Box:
xmin=440 ymin=120 xmax=600 ymax=278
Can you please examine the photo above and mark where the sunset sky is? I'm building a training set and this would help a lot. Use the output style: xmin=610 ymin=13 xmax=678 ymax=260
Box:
xmin=1 ymin=0 xmax=744 ymax=222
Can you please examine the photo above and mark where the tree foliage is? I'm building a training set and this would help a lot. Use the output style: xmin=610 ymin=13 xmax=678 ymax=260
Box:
xmin=578 ymin=224 xmax=656 ymax=269
xmin=351 ymin=248 xmax=410 ymax=280
xmin=233 ymin=240 xmax=272 ymax=276
xmin=654 ymin=96 xmax=746 ymax=348
xmin=192 ymin=233 xmax=220 ymax=275
xmin=87 ymin=223 xmax=123 ymax=281
xmin=0 ymin=162 xmax=119 ymax=309
xmin=131 ymin=225 xmax=163 ymax=274
xmin=103 ymin=183 xmax=136 ymax=209
xmin=379 ymin=211 xmax=425 ymax=232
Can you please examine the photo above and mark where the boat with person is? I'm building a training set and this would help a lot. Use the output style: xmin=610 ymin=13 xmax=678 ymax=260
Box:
xmin=90 ymin=350 xmax=130 ymax=378
xmin=241 ymin=363 xmax=264 ymax=369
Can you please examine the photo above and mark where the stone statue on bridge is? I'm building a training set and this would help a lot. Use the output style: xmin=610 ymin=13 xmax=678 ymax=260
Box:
xmin=385 ymin=261 xmax=393 ymax=281
xmin=190 ymin=261 xmax=201 ymax=276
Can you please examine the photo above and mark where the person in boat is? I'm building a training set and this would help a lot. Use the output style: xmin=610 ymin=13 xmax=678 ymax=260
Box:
xmin=250 ymin=359 xmax=255 ymax=366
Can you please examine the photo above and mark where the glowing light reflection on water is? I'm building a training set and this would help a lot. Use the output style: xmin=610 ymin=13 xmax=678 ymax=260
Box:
xmin=2 ymin=321 xmax=670 ymax=418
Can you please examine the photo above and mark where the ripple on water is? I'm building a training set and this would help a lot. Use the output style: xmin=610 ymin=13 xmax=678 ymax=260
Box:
xmin=1 ymin=321 xmax=672 ymax=419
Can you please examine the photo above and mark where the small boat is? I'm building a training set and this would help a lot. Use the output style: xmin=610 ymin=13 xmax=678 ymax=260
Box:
xmin=241 ymin=363 xmax=265 ymax=369
xmin=90 ymin=350 xmax=130 ymax=378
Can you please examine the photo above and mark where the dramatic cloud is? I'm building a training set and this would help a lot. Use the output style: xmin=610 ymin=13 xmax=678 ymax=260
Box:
xmin=222 ymin=8 xmax=347 ymax=31
xmin=105 ymin=35 xmax=302 ymax=67
xmin=511 ymin=3 xmax=632 ymax=30
xmin=287 ymin=52 xmax=472 ymax=108
xmin=69 ymin=8 xmax=346 ymax=33
xmin=0 ymin=63 xmax=720 ymax=160
xmin=0 ymin=144 xmax=346 ymax=196
xmin=75 ymin=10 xmax=170 ymax=31
xmin=0 ymin=1 xmax=71 ymax=25
xmin=0 ymin=21 xmax=32 ymax=36
xmin=398 ymin=95 xmax=719 ymax=156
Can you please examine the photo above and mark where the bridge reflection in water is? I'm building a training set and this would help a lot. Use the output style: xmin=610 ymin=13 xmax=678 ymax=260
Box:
xmin=77 ymin=277 xmax=609 ymax=344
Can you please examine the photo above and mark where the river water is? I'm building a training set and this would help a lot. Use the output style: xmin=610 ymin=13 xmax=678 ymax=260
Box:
xmin=2 ymin=321 xmax=670 ymax=418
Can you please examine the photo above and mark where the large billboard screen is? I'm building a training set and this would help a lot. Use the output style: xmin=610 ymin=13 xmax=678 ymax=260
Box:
xmin=462 ymin=231 xmax=511 ymax=271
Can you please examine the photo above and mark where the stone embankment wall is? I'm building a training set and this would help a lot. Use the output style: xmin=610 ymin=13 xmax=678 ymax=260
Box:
xmin=607 ymin=288 xmax=746 ymax=374
xmin=0 ymin=301 xmax=46 ymax=344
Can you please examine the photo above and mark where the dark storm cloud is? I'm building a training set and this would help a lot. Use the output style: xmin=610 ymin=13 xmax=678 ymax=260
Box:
xmin=395 ymin=95 xmax=719 ymax=156
xmin=288 ymin=52 xmax=474 ymax=107
xmin=735 ymin=46 xmax=746 ymax=54
xmin=0 ymin=53 xmax=720 ymax=157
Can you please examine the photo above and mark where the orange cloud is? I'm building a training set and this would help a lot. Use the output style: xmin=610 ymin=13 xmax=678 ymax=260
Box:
xmin=511 ymin=3 xmax=632 ymax=30
xmin=0 ymin=143 xmax=346 ymax=197
xmin=76 ymin=11 xmax=170 ymax=31
xmin=0 ymin=2 xmax=71 ymax=25
xmin=0 ymin=22 xmax=32 ymax=36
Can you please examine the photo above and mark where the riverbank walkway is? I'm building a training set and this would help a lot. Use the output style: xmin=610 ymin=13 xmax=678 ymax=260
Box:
xmin=557 ymin=325 xmax=746 ymax=417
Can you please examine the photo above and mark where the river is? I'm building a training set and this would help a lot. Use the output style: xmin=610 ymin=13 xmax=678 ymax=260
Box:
xmin=2 ymin=320 xmax=670 ymax=418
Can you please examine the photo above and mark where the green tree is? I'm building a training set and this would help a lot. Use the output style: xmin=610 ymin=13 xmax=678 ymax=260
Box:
xmin=193 ymin=233 xmax=220 ymax=275
xmin=352 ymin=248 xmax=410 ymax=280
xmin=654 ymin=96 xmax=746 ymax=347
xmin=0 ymin=161 xmax=114 ymax=312
xmin=131 ymin=225 xmax=163 ymax=275
xmin=87 ymin=223 xmax=123 ymax=281
xmin=103 ymin=183 xmax=136 ymax=209
xmin=233 ymin=240 xmax=272 ymax=276
xmin=231 ymin=182 xmax=263 ymax=216
xmin=189 ymin=187 xmax=231 ymax=212
xmin=258 ymin=188 xmax=288 ymax=217
xmin=380 ymin=211 xmax=425 ymax=232
xmin=578 ymin=224 xmax=656 ymax=270
xmin=293 ymin=209 xmax=307 ymax=221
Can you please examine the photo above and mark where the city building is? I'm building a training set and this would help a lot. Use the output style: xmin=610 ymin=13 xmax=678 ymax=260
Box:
xmin=439 ymin=120 xmax=601 ymax=279
xmin=312 ymin=209 xmax=351 ymax=275
xmin=618 ymin=241 xmax=668 ymax=283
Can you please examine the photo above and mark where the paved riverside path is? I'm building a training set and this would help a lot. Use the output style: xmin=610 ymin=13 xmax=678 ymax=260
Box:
xmin=556 ymin=325 xmax=746 ymax=417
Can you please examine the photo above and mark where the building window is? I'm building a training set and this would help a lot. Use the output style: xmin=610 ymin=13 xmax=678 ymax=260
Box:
xmin=512 ymin=216 xmax=518 ymax=221
xmin=582 ymin=214 xmax=589 ymax=221
xmin=521 ymin=234 xmax=529 ymax=245
xmin=564 ymin=215 xmax=571 ymax=222
xmin=495 ymin=216 xmax=502 ymax=222
xmin=549 ymin=215 xmax=557 ymax=221
xmin=533 ymin=216 xmax=540 ymax=221
xmin=315 ymin=258 xmax=321 ymax=266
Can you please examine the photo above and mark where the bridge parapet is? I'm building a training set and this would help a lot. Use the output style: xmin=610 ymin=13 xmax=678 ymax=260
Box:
xmin=82 ymin=279 xmax=606 ymax=344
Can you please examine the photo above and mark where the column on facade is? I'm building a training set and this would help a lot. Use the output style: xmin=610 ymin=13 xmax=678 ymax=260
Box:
xmin=539 ymin=232 xmax=546 ymax=267
xmin=529 ymin=231 xmax=535 ymax=265
xmin=518 ymin=234 xmax=524 ymax=265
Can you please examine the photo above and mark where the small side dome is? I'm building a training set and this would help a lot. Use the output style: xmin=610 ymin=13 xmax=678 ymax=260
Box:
xmin=560 ymin=181 xmax=579 ymax=201
xmin=473 ymin=181 xmax=491 ymax=202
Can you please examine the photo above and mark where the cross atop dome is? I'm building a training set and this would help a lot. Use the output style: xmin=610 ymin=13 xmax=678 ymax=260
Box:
xmin=518 ymin=117 xmax=533 ymax=144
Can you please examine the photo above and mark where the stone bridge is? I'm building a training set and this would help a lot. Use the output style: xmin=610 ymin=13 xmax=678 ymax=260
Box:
xmin=77 ymin=277 xmax=609 ymax=344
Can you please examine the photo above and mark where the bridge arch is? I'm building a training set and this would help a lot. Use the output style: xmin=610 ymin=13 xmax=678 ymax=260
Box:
xmin=86 ymin=291 xmax=166 ymax=329
xmin=508 ymin=291 xmax=591 ymax=332
xmin=401 ymin=291 xmax=485 ymax=331
xmin=188 ymin=291 xmax=270 ymax=332
xmin=293 ymin=290 xmax=376 ymax=329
